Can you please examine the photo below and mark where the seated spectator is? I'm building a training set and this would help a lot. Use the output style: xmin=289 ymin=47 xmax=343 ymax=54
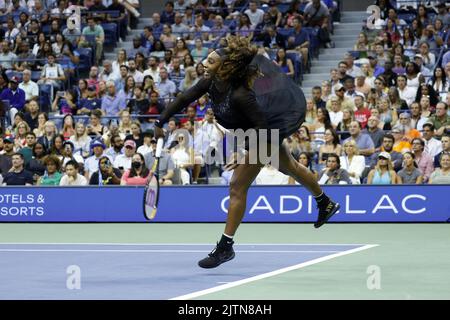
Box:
xmin=0 ymin=40 xmax=17 ymax=70
xmin=69 ymin=123 xmax=92 ymax=158
xmin=0 ymin=76 xmax=26 ymax=121
xmin=409 ymin=102 xmax=428 ymax=131
xmin=336 ymin=108 xmax=354 ymax=142
xmin=397 ymin=151 xmax=423 ymax=184
xmin=326 ymin=83 xmax=355 ymax=113
xmin=84 ymin=140 xmax=111 ymax=179
xmin=354 ymin=94 xmax=371 ymax=129
xmin=261 ymin=26 xmax=285 ymax=50
xmin=136 ymin=131 xmax=153 ymax=156
xmin=170 ymin=132 xmax=193 ymax=185
xmin=354 ymin=73 xmax=371 ymax=96
xmin=304 ymin=0 xmax=330 ymax=28
xmin=114 ymin=139 xmax=136 ymax=173
xmin=318 ymin=153 xmax=352 ymax=185
xmin=125 ymin=121 xmax=144 ymax=148
xmin=288 ymin=152 xmax=318 ymax=184
xmin=273 ymin=48 xmax=294 ymax=78
xmin=26 ymin=142 xmax=48 ymax=183
xmin=318 ymin=128 xmax=342 ymax=166
xmin=391 ymin=125 xmax=412 ymax=154
xmin=367 ymin=152 xmax=397 ymax=184
xmin=19 ymin=132 xmax=37 ymax=165
xmin=77 ymin=85 xmax=102 ymax=115
xmin=0 ymin=137 xmax=15 ymax=175
xmin=156 ymin=67 xmax=177 ymax=101
xmin=411 ymin=138 xmax=434 ymax=183
xmin=255 ymin=164 xmax=289 ymax=185
xmin=59 ymin=140 xmax=84 ymax=168
xmin=428 ymin=102 xmax=449 ymax=138
xmin=394 ymin=112 xmax=420 ymax=142
xmin=37 ymin=120 xmax=58 ymax=151
xmin=388 ymin=86 xmax=408 ymax=113
xmin=304 ymin=99 xmax=317 ymax=126
xmin=422 ymin=123 xmax=442 ymax=158
xmin=416 ymin=83 xmax=439 ymax=109
xmin=89 ymin=156 xmax=122 ymax=185
xmin=178 ymin=66 xmax=198 ymax=93
xmin=150 ymin=40 xmax=167 ymax=60
xmin=340 ymin=140 xmax=365 ymax=184
xmin=312 ymin=107 xmax=333 ymax=143
xmin=14 ymin=121 xmax=31 ymax=149
xmin=59 ymin=160 xmax=88 ymax=186
xmin=99 ymin=60 xmax=120 ymax=85
xmin=37 ymin=53 xmax=66 ymax=92
xmin=311 ymin=86 xmax=326 ymax=109
xmin=429 ymin=153 xmax=450 ymax=184
xmin=51 ymin=90 xmax=78 ymax=115
xmin=37 ymin=154 xmax=63 ymax=186
xmin=101 ymin=81 xmax=127 ymax=117
xmin=144 ymin=138 xmax=174 ymax=185
xmin=19 ymin=70 xmax=39 ymax=102
xmin=49 ymin=134 xmax=65 ymax=156
xmin=286 ymin=17 xmax=309 ymax=67
xmin=82 ymin=17 xmax=104 ymax=65
xmin=120 ymin=152 xmax=150 ymax=186
xmin=105 ymin=134 xmax=124 ymax=162
xmin=2 ymin=153 xmax=33 ymax=185
xmin=434 ymin=135 xmax=450 ymax=168
xmin=343 ymin=121 xmax=375 ymax=164
xmin=128 ymin=86 xmax=150 ymax=116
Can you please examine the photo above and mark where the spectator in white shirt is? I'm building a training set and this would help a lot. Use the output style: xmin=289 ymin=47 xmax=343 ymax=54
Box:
xmin=397 ymin=75 xmax=416 ymax=107
xmin=19 ymin=69 xmax=39 ymax=102
xmin=84 ymin=140 xmax=111 ymax=179
xmin=244 ymin=0 xmax=264 ymax=28
xmin=114 ymin=139 xmax=136 ymax=173
xmin=422 ymin=123 xmax=443 ymax=158
xmin=255 ymin=165 xmax=289 ymax=185
xmin=60 ymin=160 xmax=88 ymax=186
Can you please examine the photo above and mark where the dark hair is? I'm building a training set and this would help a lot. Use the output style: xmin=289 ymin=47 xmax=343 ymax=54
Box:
xmin=327 ymin=153 xmax=340 ymax=168
xmin=12 ymin=152 xmax=24 ymax=160
xmin=129 ymin=153 xmax=149 ymax=178
xmin=422 ymin=123 xmax=435 ymax=131
xmin=412 ymin=138 xmax=425 ymax=148
xmin=317 ymin=107 xmax=333 ymax=130
xmin=297 ymin=152 xmax=315 ymax=173
xmin=32 ymin=142 xmax=48 ymax=158
xmin=383 ymin=133 xmax=395 ymax=143
xmin=402 ymin=151 xmax=418 ymax=168
xmin=26 ymin=132 xmax=36 ymax=138
xmin=215 ymin=36 xmax=258 ymax=89
xmin=50 ymin=134 xmax=65 ymax=155
xmin=43 ymin=154 xmax=61 ymax=171
xmin=65 ymin=160 xmax=79 ymax=170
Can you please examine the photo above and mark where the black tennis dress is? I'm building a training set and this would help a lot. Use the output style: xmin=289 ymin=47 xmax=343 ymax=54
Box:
xmin=157 ymin=55 xmax=306 ymax=141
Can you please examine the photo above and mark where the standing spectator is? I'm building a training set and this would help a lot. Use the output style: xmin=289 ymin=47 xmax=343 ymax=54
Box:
xmin=411 ymin=138 xmax=434 ymax=183
xmin=429 ymin=153 xmax=450 ymax=184
xmin=89 ymin=156 xmax=122 ymax=185
xmin=422 ymin=123 xmax=443 ymax=158
xmin=397 ymin=151 xmax=423 ymax=184
xmin=318 ymin=153 xmax=352 ymax=185
xmin=37 ymin=154 xmax=63 ymax=185
xmin=82 ymin=17 xmax=104 ymax=65
xmin=59 ymin=160 xmax=88 ymax=186
xmin=120 ymin=152 xmax=150 ymax=186
xmin=19 ymin=70 xmax=39 ymax=102
xmin=2 ymin=153 xmax=33 ymax=185
xmin=244 ymin=0 xmax=264 ymax=29
xmin=303 ymin=0 xmax=330 ymax=28
xmin=367 ymin=152 xmax=397 ymax=184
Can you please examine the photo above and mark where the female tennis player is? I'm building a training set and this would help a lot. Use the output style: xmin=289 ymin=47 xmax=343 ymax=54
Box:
xmin=154 ymin=36 xmax=339 ymax=269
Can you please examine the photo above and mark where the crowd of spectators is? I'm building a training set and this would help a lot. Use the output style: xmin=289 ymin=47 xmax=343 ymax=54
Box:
xmin=0 ymin=0 xmax=449 ymax=187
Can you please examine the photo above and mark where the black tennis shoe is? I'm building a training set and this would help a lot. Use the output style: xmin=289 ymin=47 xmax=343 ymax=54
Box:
xmin=314 ymin=200 xmax=340 ymax=228
xmin=198 ymin=242 xmax=235 ymax=269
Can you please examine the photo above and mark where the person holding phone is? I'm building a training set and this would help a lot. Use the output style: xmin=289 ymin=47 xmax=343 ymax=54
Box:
xmin=89 ymin=156 xmax=122 ymax=185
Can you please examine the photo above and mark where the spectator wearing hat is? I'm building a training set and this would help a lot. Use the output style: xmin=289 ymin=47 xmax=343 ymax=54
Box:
xmin=84 ymin=139 xmax=111 ymax=179
xmin=144 ymin=138 xmax=175 ymax=185
xmin=0 ymin=137 xmax=15 ymax=174
xmin=422 ymin=123 xmax=443 ymax=158
xmin=411 ymin=137 xmax=434 ymax=183
xmin=0 ymin=76 xmax=26 ymax=121
xmin=367 ymin=152 xmax=397 ymax=184
xmin=77 ymin=85 xmax=102 ymax=115
xmin=89 ymin=156 xmax=122 ymax=185
xmin=59 ymin=160 xmax=88 ymax=186
xmin=397 ymin=151 xmax=423 ymax=184
xmin=37 ymin=154 xmax=63 ymax=186
xmin=2 ymin=153 xmax=33 ymax=186
xmin=326 ymin=83 xmax=355 ymax=113
xmin=19 ymin=70 xmax=39 ymax=103
xmin=114 ymin=139 xmax=136 ymax=173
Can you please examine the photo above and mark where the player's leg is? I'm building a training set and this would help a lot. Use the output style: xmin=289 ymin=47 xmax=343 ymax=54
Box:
xmin=198 ymin=161 xmax=262 ymax=269
xmin=277 ymin=141 xmax=340 ymax=228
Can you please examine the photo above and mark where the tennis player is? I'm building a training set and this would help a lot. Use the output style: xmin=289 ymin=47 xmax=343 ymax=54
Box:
xmin=154 ymin=36 xmax=339 ymax=268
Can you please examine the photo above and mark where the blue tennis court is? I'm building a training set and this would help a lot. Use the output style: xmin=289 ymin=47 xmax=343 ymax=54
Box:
xmin=0 ymin=243 xmax=375 ymax=300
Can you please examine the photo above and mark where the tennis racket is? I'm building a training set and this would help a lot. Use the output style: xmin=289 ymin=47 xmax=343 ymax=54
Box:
xmin=143 ymin=138 xmax=164 ymax=220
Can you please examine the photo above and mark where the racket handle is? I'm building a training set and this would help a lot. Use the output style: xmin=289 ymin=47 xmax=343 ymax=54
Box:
xmin=155 ymin=138 xmax=164 ymax=158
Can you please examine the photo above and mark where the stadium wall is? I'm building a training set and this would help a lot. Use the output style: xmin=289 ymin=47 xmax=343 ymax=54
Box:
xmin=0 ymin=185 xmax=449 ymax=222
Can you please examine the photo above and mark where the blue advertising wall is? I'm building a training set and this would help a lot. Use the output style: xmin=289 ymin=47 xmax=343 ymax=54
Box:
xmin=0 ymin=185 xmax=449 ymax=222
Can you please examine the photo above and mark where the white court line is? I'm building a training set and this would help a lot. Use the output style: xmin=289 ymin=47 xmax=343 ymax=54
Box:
xmin=0 ymin=242 xmax=368 ymax=246
xmin=0 ymin=249 xmax=341 ymax=253
xmin=170 ymin=244 xmax=379 ymax=300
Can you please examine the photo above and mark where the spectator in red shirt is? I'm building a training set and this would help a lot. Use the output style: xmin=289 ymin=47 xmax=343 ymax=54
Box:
xmin=354 ymin=94 xmax=371 ymax=128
